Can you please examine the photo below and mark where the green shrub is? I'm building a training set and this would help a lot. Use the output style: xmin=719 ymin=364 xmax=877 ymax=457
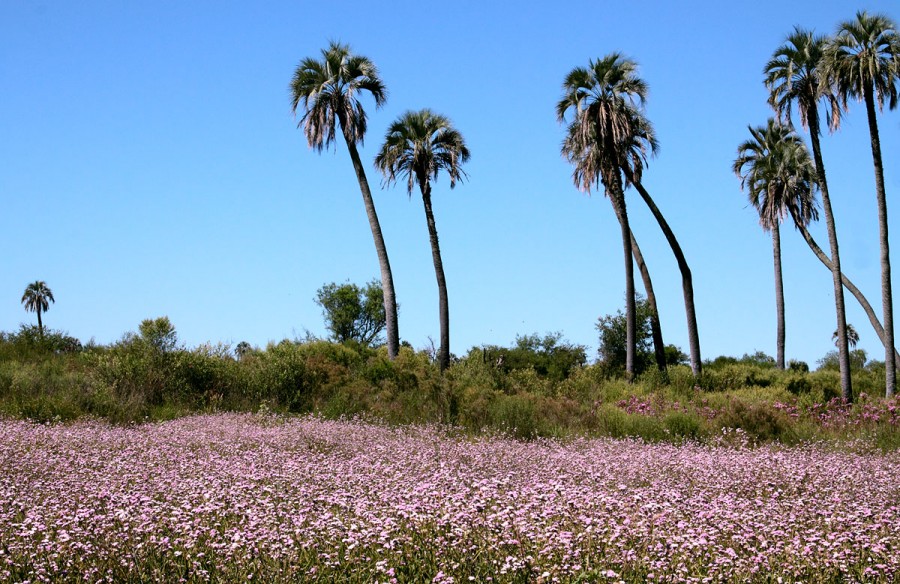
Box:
xmin=715 ymin=399 xmax=792 ymax=443
xmin=663 ymin=410 xmax=703 ymax=440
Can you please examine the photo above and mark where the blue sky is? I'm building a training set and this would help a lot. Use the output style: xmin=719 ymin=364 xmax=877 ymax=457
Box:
xmin=2 ymin=0 xmax=898 ymax=367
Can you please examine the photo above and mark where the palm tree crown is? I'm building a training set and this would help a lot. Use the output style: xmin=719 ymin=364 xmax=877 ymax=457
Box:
xmin=557 ymin=53 xmax=651 ymax=192
xmin=375 ymin=109 xmax=470 ymax=195
xmin=733 ymin=120 xmax=819 ymax=231
xmin=824 ymin=11 xmax=900 ymax=112
xmin=765 ymin=27 xmax=841 ymax=132
xmin=290 ymin=41 xmax=387 ymax=149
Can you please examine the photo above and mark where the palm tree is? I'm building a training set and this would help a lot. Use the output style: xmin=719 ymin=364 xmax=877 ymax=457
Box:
xmin=290 ymin=41 xmax=400 ymax=359
xmin=734 ymin=120 xmax=818 ymax=370
xmin=824 ymin=11 xmax=900 ymax=396
xmin=558 ymin=53 xmax=651 ymax=379
xmin=833 ymin=324 xmax=860 ymax=349
xmin=374 ymin=109 xmax=470 ymax=371
xmin=765 ymin=27 xmax=852 ymax=397
xmin=21 ymin=281 xmax=55 ymax=338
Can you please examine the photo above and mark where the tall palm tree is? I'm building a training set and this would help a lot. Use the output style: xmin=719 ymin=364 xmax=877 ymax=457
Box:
xmin=558 ymin=54 xmax=650 ymax=379
xmin=734 ymin=120 xmax=818 ymax=370
xmin=290 ymin=41 xmax=400 ymax=359
xmin=824 ymin=11 xmax=900 ymax=396
xmin=21 ymin=281 xmax=55 ymax=338
xmin=765 ymin=27 xmax=852 ymax=397
xmin=374 ymin=109 xmax=470 ymax=371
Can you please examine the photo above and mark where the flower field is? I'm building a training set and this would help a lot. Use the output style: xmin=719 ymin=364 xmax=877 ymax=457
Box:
xmin=2 ymin=414 xmax=899 ymax=583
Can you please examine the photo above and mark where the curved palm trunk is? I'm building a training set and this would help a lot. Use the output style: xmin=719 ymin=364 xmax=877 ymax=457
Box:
xmin=37 ymin=309 xmax=43 ymax=339
xmin=420 ymin=183 xmax=450 ymax=372
xmin=793 ymin=218 xmax=900 ymax=364
xmin=344 ymin=136 xmax=400 ymax=359
xmin=807 ymin=108 xmax=852 ymax=401
xmin=863 ymin=86 xmax=895 ymax=397
xmin=773 ymin=222 xmax=786 ymax=370
xmin=631 ymin=232 xmax=667 ymax=374
xmin=627 ymin=176 xmax=702 ymax=378
xmin=607 ymin=174 xmax=636 ymax=380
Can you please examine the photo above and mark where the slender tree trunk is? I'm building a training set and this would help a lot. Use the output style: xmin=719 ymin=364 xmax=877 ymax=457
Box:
xmin=793 ymin=219 xmax=900 ymax=365
xmin=420 ymin=183 xmax=450 ymax=372
xmin=773 ymin=222 xmax=786 ymax=370
xmin=607 ymin=174 xmax=636 ymax=380
xmin=864 ymin=86 xmax=895 ymax=397
xmin=627 ymin=176 xmax=702 ymax=378
xmin=37 ymin=309 xmax=43 ymax=339
xmin=807 ymin=108 xmax=852 ymax=401
xmin=630 ymin=233 xmax=667 ymax=374
xmin=343 ymin=136 xmax=400 ymax=359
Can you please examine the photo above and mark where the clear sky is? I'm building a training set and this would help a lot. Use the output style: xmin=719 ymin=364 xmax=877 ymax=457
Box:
xmin=2 ymin=0 xmax=898 ymax=367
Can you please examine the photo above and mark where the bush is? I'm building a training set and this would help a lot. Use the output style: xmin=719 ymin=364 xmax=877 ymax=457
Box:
xmin=715 ymin=399 xmax=792 ymax=443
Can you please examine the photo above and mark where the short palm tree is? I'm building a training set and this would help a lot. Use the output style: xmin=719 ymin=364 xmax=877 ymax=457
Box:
xmin=734 ymin=120 xmax=818 ymax=371
xmin=21 ymin=281 xmax=55 ymax=338
xmin=374 ymin=109 xmax=470 ymax=371
xmin=558 ymin=53 xmax=650 ymax=379
xmin=824 ymin=11 xmax=900 ymax=396
xmin=833 ymin=324 xmax=860 ymax=349
xmin=765 ymin=27 xmax=853 ymax=397
xmin=290 ymin=41 xmax=400 ymax=359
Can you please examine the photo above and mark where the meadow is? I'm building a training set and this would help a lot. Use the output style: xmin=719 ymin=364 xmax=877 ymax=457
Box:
xmin=2 ymin=413 xmax=899 ymax=583
xmin=6 ymin=329 xmax=900 ymax=581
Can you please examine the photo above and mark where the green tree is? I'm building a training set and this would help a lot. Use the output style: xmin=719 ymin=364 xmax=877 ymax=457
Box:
xmin=315 ymin=280 xmax=386 ymax=346
xmin=824 ymin=11 xmax=900 ymax=396
xmin=21 ymin=281 xmax=54 ymax=339
xmin=484 ymin=332 xmax=587 ymax=382
xmin=596 ymin=293 xmax=658 ymax=375
xmin=558 ymin=53 xmax=650 ymax=379
xmin=375 ymin=109 xmax=470 ymax=372
xmin=733 ymin=120 xmax=818 ymax=371
xmin=290 ymin=41 xmax=400 ymax=359
xmin=765 ymin=26 xmax=853 ymax=396
xmin=139 ymin=317 xmax=178 ymax=353
xmin=817 ymin=348 xmax=868 ymax=373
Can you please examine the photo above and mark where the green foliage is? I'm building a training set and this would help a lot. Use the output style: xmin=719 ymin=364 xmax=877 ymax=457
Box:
xmin=315 ymin=280 xmax=386 ymax=346
xmin=788 ymin=359 xmax=810 ymax=373
xmin=816 ymin=348 xmax=868 ymax=372
xmin=596 ymin=294 xmax=655 ymax=375
xmin=482 ymin=332 xmax=587 ymax=385
xmin=739 ymin=350 xmax=777 ymax=368
xmin=0 ymin=325 xmax=82 ymax=359
xmin=4 ymin=322 xmax=900 ymax=450
xmin=139 ymin=317 xmax=179 ymax=353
